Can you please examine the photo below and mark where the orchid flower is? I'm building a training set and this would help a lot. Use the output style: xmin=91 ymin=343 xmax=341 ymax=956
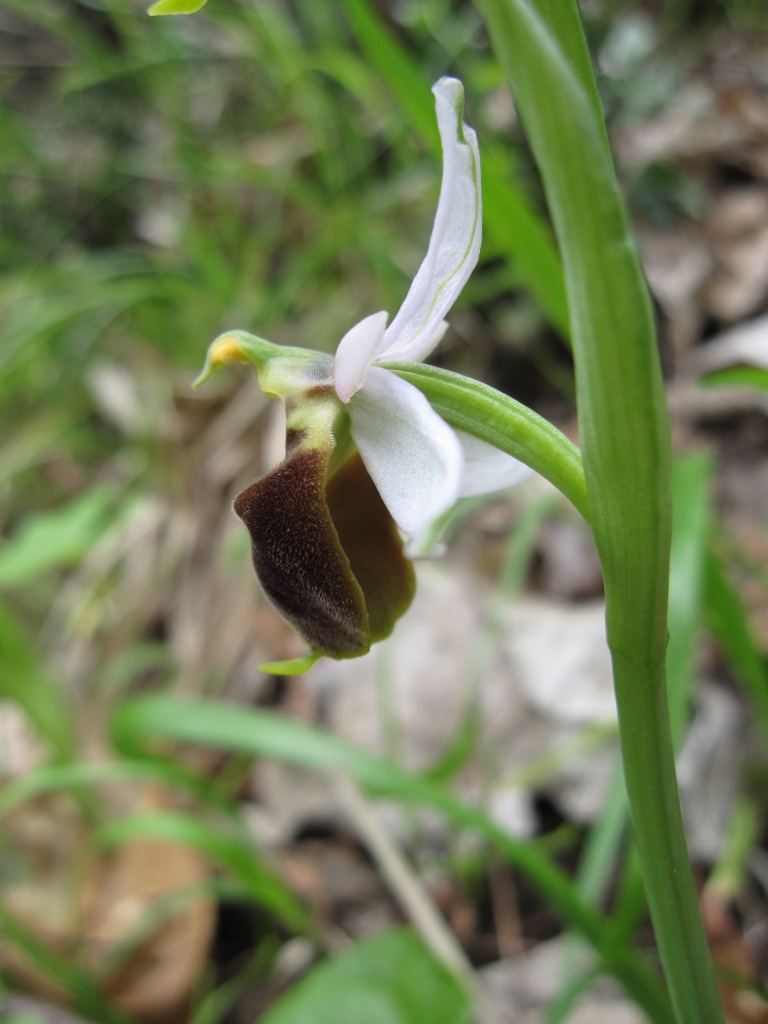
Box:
xmin=196 ymin=78 xmax=531 ymax=669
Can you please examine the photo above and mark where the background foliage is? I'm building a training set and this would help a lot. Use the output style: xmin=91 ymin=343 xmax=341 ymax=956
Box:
xmin=1 ymin=0 xmax=768 ymax=1022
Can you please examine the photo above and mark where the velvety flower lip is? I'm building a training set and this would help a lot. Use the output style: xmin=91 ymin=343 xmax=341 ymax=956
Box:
xmin=331 ymin=76 xmax=531 ymax=537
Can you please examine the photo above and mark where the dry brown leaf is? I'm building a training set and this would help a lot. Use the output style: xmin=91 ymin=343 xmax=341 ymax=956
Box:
xmin=702 ymin=890 xmax=768 ymax=1024
xmin=83 ymin=837 xmax=214 ymax=1022
xmin=0 ymin=791 xmax=215 ymax=1024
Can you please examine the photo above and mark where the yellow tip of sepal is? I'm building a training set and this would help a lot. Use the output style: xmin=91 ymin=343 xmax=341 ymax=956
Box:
xmin=193 ymin=334 xmax=250 ymax=388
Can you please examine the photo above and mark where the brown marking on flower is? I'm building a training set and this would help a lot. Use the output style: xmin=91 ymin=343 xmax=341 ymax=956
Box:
xmin=234 ymin=448 xmax=369 ymax=658
xmin=304 ymin=384 xmax=334 ymax=399
xmin=285 ymin=428 xmax=307 ymax=453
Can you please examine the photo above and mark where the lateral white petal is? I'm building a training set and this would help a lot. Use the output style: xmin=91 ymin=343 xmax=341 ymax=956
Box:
xmin=378 ymin=77 xmax=482 ymax=363
xmin=457 ymin=430 xmax=533 ymax=497
xmin=333 ymin=310 xmax=388 ymax=403
xmin=348 ymin=366 xmax=463 ymax=535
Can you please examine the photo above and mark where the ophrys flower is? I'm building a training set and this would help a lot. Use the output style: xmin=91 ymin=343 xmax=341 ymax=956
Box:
xmin=197 ymin=78 xmax=530 ymax=667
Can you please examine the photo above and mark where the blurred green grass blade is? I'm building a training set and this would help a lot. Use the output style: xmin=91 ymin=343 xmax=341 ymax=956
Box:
xmin=0 ymin=264 xmax=170 ymax=383
xmin=0 ymin=760 xmax=231 ymax=822
xmin=111 ymin=696 xmax=673 ymax=1022
xmin=149 ymin=0 xmax=209 ymax=13
xmin=707 ymin=799 xmax=757 ymax=905
xmin=543 ymin=965 xmax=602 ymax=1024
xmin=426 ymin=492 xmax=558 ymax=784
xmin=479 ymin=142 xmax=570 ymax=337
xmin=0 ymin=0 xmax=108 ymax=50
xmin=575 ymin=767 xmax=628 ymax=906
xmin=343 ymin=0 xmax=438 ymax=143
xmin=699 ymin=366 xmax=768 ymax=390
xmin=0 ymin=414 xmax=68 ymax=484
xmin=190 ymin=937 xmax=280 ymax=1024
xmin=386 ymin=363 xmax=588 ymax=519
xmin=607 ymin=847 xmax=647 ymax=947
xmin=0 ymin=486 xmax=114 ymax=588
xmin=667 ymin=454 xmax=712 ymax=740
xmin=342 ymin=0 xmax=569 ymax=337
xmin=0 ymin=905 xmax=133 ymax=1024
xmin=543 ymin=768 xmax=629 ymax=1024
xmin=94 ymin=877 xmax=244 ymax=981
xmin=260 ymin=927 xmax=472 ymax=1024
xmin=98 ymin=811 xmax=307 ymax=931
xmin=0 ymin=601 xmax=75 ymax=762
xmin=704 ymin=544 xmax=768 ymax=736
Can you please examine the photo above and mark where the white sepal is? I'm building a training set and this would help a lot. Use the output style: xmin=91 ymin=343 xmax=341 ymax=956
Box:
xmin=348 ymin=366 xmax=463 ymax=535
xmin=457 ymin=430 xmax=533 ymax=497
xmin=377 ymin=78 xmax=482 ymax=363
xmin=400 ymin=319 xmax=449 ymax=366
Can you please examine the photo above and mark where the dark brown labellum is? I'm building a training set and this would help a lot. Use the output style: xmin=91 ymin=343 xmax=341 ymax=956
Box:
xmin=234 ymin=447 xmax=370 ymax=658
xmin=234 ymin=448 xmax=415 ymax=660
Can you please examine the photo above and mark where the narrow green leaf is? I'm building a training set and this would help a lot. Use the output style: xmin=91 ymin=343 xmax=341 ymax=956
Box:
xmin=480 ymin=142 xmax=571 ymax=337
xmin=0 ymin=599 xmax=75 ymax=761
xmin=426 ymin=492 xmax=558 ymax=784
xmin=667 ymin=454 xmax=712 ymax=740
xmin=543 ymin=966 xmax=602 ymax=1024
xmin=707 ymin=800 xmax=758 ymax=904
xmin=553 ymin=455 xmax=714 ymax=1016
xmin=704 ymin=544 xmax=768 ymax=738
xmin=0 ymin=760 xmax=222 ymax=821
xmin=98 ymin=811 xmax=307 ymax=930
xmin=148 ymin=0 xmax=208 ymax=14
xmin=260 ymin=928 xmax=472 ymax=1024
xmin=0 ymin=486 xmax=113 ymax=587
xmin=111 ymin=696 xmax=673 ymax=1023
xmin=190 ymin=938 xmax=280 ymax=1024
xmin=0 ymin=905 xmax=132 ymax=1024
xmin=96 ymin=877 xmax=243 ymax=981
xmin=699 ymin=366 xmax=768 ymax=391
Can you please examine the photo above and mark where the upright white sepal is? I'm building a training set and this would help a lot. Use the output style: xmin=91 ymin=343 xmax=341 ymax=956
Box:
xmin=456 ymin=430 xmax=533 ymax=497
xmin=348 ymin=366 xmax=463 ymax=535
xmin=377 ymin=77 xmax=482 ymax=363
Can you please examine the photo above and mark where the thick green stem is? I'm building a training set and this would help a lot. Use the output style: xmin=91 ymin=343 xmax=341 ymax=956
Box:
xmin=613 ymin=653 xmax=719 ymax=1020
xmin=476 ymin=0 xmax=724 ymax=1020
